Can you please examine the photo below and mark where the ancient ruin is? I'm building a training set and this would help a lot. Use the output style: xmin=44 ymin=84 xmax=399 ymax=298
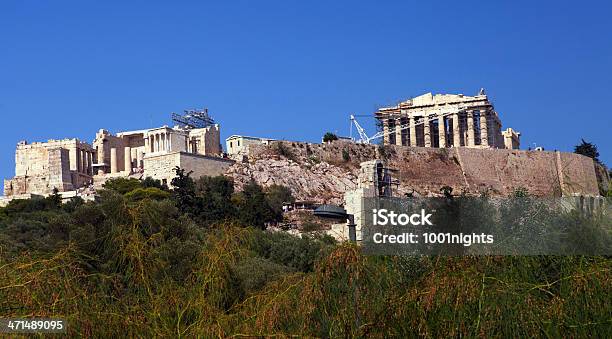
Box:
xmin=1 ymin=94 xmax=603 ymax=210
xmin=4 ymin=138 xmax=95 ymax=197
xmin=375 ymin=89 xmax=521 ymax=149
xmin=3 ymin=110 xmax=233 ymax=200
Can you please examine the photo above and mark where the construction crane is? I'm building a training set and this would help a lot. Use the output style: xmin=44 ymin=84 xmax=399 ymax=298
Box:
xmin=350 ymin=105 xmax=468 ymax=144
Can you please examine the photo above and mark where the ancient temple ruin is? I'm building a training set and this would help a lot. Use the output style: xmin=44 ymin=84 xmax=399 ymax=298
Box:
xmin=3 ymin=112 xmax=232 ymax=197
xmin=92 ymin=124 xmax=221 ymax=175
xmin=375 ymin=89 xmax=521 ymax=149
xmin=4 ymin=139 xmax=95 ymax=196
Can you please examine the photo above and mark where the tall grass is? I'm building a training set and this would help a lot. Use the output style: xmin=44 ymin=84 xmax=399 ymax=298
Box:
xmin=0 ymin=193 xmax=610 ymax=337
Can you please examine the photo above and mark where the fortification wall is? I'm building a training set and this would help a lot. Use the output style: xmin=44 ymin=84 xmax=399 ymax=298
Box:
xmin=4 ymin=148 xmax=74 ymax=196
xmin=229 ymin=141 xmax=599 ymax=203
xmin=143 ymin=151 xmax=233 ymax=185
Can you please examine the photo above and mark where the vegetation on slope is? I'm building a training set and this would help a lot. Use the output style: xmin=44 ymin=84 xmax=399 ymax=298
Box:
xmin=0 ymin=171 xmax=610 ymax=337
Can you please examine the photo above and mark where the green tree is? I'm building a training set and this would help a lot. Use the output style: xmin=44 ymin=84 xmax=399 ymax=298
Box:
xmin=323 ymin=132 xmax=339 ymax=143
xmin=237 ymin=181 xmax=275 ymax=229
xmin=102 ymin=177 xmax=142 ymax=194
xmin=195 ymin=176 xmax=237 ymax=222
xmin=124 ymin=187 xmax=171 ymax=202
xmin=45 ymin=187 xmax=62 ymax=209
xmin=574 ymin=139 xmax=600 ymax=163
xmin=265 ymin=184 xmax=294 ymax=221
xmin=171 ymin=167 xmax=197 ymax=214
xmin=141 ymin=176 xmax=168 ymax=190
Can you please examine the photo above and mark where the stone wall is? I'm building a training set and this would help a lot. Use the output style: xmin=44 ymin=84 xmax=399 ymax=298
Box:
xmin=226 ymin=141 xmax=599 ymax=204
xmin=143 ymin=151 xmax=234 ymax=185
xmin=4 ymin=147 xmax=74 ymax=196
xmin=390 ymin=147 xmax=597 ymax=197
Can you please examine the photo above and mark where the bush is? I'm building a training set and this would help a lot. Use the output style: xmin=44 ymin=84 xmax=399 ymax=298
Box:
xmin=272 ymin=141 xmax=295 ymax=160
xmin=124 ymin=187 xmax=171 ymax=201
xmin=236 ymin=181 xmax=275 ymax=229
xmin=342 ymin=148 xmax=350 ymax=162
xmin=194 ymin=175 xmax=237 ymax=223
xmin=233 ymin=257 xmax=293 ymax=295
xmin=102 ymin=177 xmax=142 ymax=194
xmin=265 ymin=184 xmax=294 ymax=221
xmin=322 ymin=132 xmax=338 ymax=143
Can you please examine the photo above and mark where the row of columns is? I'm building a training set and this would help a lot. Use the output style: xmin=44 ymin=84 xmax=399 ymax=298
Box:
xmin=385 ymin=109 xmax=500 ymax=148
xmin=76 ymin=148 xmax=95 ymax=176
xmin=108 ymin=147 xmax=145 ymax=174
xmin=145 ymin=132 xmax=173 ymax=153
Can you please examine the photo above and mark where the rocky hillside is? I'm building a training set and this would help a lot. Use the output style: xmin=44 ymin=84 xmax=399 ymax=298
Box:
xmin=225 ymin=140 xmax=601 ymax=204
xmin=226 ymin=141 xmax=375 ymax=204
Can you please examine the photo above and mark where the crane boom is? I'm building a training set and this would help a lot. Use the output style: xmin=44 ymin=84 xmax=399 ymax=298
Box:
xmin=350 ymin=114 xmax=371 ymax=143
xmin=350 ymin=105 xmax=468 ymax=144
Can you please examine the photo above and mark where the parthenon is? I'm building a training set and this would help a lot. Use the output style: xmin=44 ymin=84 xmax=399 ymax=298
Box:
xmin=375 ymin=89 xmax=520 ymax=149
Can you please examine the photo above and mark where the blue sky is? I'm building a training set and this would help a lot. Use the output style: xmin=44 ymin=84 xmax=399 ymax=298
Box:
xmin=1 ymin=1 xmax=611 ymax=193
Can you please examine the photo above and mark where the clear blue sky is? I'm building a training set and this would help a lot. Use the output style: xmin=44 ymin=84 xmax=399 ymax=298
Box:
xmin=1 ymin=1 xmax=611 ymax=193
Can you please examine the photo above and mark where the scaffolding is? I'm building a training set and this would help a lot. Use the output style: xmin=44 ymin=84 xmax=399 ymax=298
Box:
xmin=350 ymin=105 xmax=469 ymax=144
xmin=171 ymin=108 xmax=215 ymax=130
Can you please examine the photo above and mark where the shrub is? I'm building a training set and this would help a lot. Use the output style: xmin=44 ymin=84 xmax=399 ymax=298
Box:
xmin=233 ymin=257 xmax=293 ymax=295
xmin=342 ymin=148 xmax=350 ymax=162
xmin=322 ymin=132 xmax=339 ymax=143
xmin=272 ymin=141 xmax=295 ymax=160
xmin=265 ymin=184 xmax=295 ymax=221
xmin=124 ymin=187 xmax=171 ymax=201
xmin=236 ymin=181 xmax=275 ymax=229
xmin=102 ymin=177 xmax=142 ymax=194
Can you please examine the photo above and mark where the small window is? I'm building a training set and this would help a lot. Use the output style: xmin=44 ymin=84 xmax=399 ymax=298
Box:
xmin=237 ymin=140 xmax=240 ymax=146
xmin=229 ymin=142 xmax=232 ymax=148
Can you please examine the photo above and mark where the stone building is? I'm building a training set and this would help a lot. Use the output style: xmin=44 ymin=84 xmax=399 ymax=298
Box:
xmin=3 ymin=122 xmax=231 ymax=197
xmin=226 ymin=135 xmax=275 ymax=156
xmin=91 ymin=124 xmax=229 ymax=186
xmin=375 ymin=89 xmax=520 ymax=149
xmin=4 ymin=138 xmax=94 ymax=196
xmin=93 ymin=124 xmax=221 ymax=175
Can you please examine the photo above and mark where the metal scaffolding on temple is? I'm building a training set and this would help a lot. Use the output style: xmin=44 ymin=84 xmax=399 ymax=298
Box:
xmin=171 ymin=108 xmax=215 ymax=129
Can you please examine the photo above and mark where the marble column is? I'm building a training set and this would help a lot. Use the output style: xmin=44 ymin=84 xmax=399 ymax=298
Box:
xmin=110 ymin=148 xmax=118 ymax=173
xmin=395 ymin=118 xmax=403 ymax=146
xmin=81 ymin=149 xmax=86 ymax=174
xmin=383 ymin=120 xmax=390 ymax=145
xmin=490 ymin=119 xmax=497 ymax=148
xmin=84 ymin=151 xmax=88 ymax=175
xmin=466 ymin=111 xmax=475 ymax=147
xmin=496 ymin=119 xmax=502 ymax=148
xmin=124 ymin=146 xmax=132 ymax=172
xmin=409 ymin=117 xmax=417 ymax=147
xmin=76 ymin=149 xmax=82 ymax=173
xmin=87 ymin=151 xmax=92 ymax=175
xmin=137 ymin=151 xmax=143 ymax=169
xmin=480 ymin=109 xmax=489 ymax=147
xmin=423 ymin=115 xmax=431 ymax=147
xmin=453 ymin=112 xmax=461 ymax=147
xmin=438 ymin=114 xmax=446 ymax=148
